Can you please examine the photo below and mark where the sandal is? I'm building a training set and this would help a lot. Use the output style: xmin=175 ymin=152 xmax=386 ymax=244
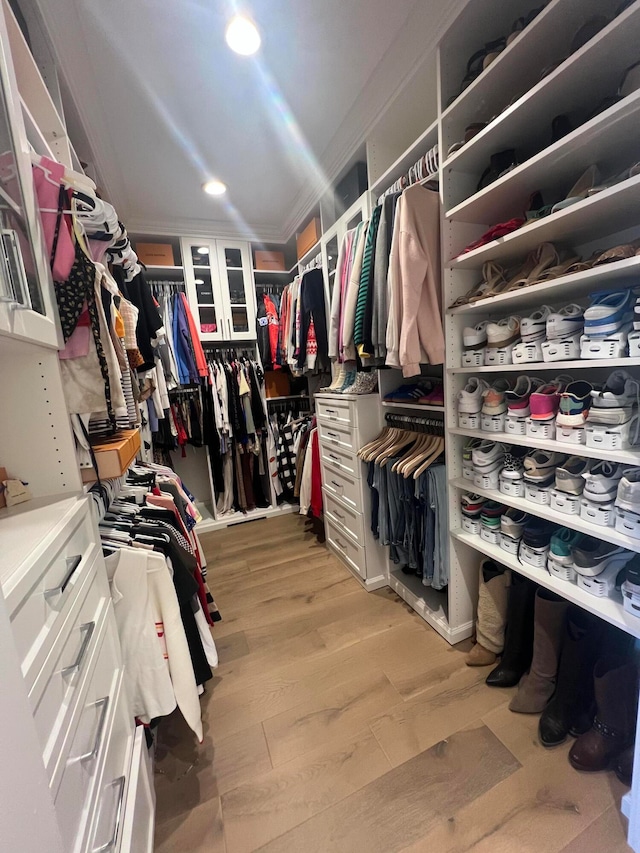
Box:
xmin=532 ymin=256 xmax=582 ymax=283
xmin=551 ymin=165 xmax=600 ymax=214
xmin=470 ymin=261 xmax=512 ymax=301
xmin=593 ymin=243 xmax=640 ymax=265
xmin=504 ymin=243 xmax=559 ymax=291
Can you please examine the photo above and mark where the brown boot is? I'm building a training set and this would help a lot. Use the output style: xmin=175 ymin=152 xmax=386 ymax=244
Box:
xmin=510 ymin=589 xmax=568 ymax=714
xmin=615 ymin=745 xmax=634 ymax=787
xmin=569 ymin=657 xmax=639 ymax=772
xmin=466 ymin=561 xmax=510 ymax=667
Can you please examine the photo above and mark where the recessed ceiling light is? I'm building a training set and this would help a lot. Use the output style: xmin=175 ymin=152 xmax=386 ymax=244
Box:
xmin=197 ymin=247 xmax=209 ymax=255
xmin=195 ymin=279 xmax=204 ymax=284
xmin=225 ymin=15 xmax=261 ymax=55
xmin=203 ymin=179 xmax=227 ymax=196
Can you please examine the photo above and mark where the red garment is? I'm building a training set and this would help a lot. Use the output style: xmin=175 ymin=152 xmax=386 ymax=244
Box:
xmin=180 ymin=292 xmax=208 ymax=377
xmin=458 ymin=218 xmax=526 ymax=255
xmin=310 ymin=429 xmax=323 ymax=518
xmin=263 ymin=295 xmax=281 ymax=370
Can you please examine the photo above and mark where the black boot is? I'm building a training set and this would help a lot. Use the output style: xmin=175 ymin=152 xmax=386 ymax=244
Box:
xmin=538 ymin=607 xmax=601 ymax=748
xmin=486 ymin=574 xmax=537 ymax=687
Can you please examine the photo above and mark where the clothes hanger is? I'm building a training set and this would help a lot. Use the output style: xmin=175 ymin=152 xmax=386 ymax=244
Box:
xmin=413 ymin=437 xmax=445 ymax=479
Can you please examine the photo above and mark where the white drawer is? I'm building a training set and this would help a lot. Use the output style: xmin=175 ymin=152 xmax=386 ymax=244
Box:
xmin=318 ymin=420 xmax=357 ymax=453
xmin=86 ymin=680 xmax=135 ymax=853
xmin=316 ymin=397 xmax=354 ymax=426
xmin=320 ymin=443 xmax=360 ymax=480
xmin=323 ymin=490 xmax=365 ymax=547
xmin=326 ymin=518 xmax=366 ymax=579
xmin=31 ymin=554 xmax=111 ymax=783
xmin=321 ymin=463 xmax=362 ymax=511
xmin=55 ymin=640 xmax=129 ymax=853
xmin=119 ymin=727 xmax=155 ymax=853
xmin=8 ymin=500 xmax=95 ymax=692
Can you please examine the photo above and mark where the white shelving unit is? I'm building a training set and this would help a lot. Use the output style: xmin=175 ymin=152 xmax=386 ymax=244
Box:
xmin=439 ymin=0 xmax=640 ymax=842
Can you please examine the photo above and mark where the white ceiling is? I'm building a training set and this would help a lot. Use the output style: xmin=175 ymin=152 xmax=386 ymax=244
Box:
xmin=32 ymin=0 xmax=463 ymax=242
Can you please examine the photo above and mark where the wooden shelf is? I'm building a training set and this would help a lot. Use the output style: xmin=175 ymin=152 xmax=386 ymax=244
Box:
xmin=450 ymin=477 xmax=640 ymax=556
xmin=452 ymin=529 xmax=640 ymax=639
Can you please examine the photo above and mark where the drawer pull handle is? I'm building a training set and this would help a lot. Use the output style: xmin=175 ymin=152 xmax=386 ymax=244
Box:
xmin=44 ymin=554 xmax=83 ymax=598
xmin=327 ymin=432 xmax=340 ymax=439
xmin=75 ymin=696 xmax=109 ymax=764
xmin=325 ymin=408 xmax=337 ymax=414
xmin=331 ymin=480 xmax=343 ymax=489
xmin=92 ymin=775 xmax=126 ymax=853
xmin=328 ymin=453 xmax=339 ymax=461
xmin=334 ymin=510 xmax=345 ymax=520
xmin=335 ymin=538 xmax=346 ymax=550
xmin=61 ymin=621 xmax=95 ymax=676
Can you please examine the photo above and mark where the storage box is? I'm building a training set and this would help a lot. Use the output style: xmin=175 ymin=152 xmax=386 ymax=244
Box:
xmin=265 ymin=371 xmax=291 ymax=398
xmin=81 ymin=429 xmax=141 ymax=483
xmin=136 ymin=243 xmax=175 ymax=267
xmin=255 ymin=250 xmax=285 ymax=271
xmin=297 ymin=218 xmax=321 ymax=260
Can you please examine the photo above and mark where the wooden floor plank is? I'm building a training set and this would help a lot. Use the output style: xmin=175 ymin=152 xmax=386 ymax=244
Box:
xmin=253 ymin=724 xmax=519 ymax=853
xmin=221 ymin=728 xmax=391 ymax=853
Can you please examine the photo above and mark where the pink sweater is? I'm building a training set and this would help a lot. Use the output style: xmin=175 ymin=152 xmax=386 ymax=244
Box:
xmin=386 ymin=184 xmax=443 ymax=377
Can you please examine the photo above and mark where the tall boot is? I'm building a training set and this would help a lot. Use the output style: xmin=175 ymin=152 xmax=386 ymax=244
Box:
xmin=486 ymin=574 xmax=537 ymax=687
xmin=569 ymin=656 xmax=639 ymax=772
xmin=538 ymin=607 xmax=601 ymax=747
xmin=466 ymin=561 xmax=510 ymax=666
xmin=509 ymin=589 xmax=568 ymax=713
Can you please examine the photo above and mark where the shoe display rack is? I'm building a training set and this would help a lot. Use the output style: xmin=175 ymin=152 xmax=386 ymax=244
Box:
xmin=442 ymin=0 xmax=640 ymax=649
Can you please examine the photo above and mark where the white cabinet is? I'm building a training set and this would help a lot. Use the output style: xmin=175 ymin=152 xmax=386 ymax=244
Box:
xmin=0 ymin=3 xmax=60 ymax=349
xmin=182 ymin=237 xmax=257 ymax=342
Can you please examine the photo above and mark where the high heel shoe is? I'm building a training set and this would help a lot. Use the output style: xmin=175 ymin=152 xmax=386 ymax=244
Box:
xmin=504 ymin=243 xmax=559 ymax=291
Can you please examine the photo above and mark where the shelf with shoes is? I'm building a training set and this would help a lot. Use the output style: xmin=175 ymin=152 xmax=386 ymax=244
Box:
xmin=441 ymin=0 xmax=640 ymax=184
xmin=381 ymin=401 xmax=445 ymax=413
xmin=449 ymin=426 xmax=640 ymax=467
xmin=449 ymin=358 xmax=640 ymax=374
xmin=450 ymin=477 xmax=640 ymax=555
xmin=448 ymin=255 xmax=640 ymax=316
xmin=451 ymin=529 xmax=640 ymax=639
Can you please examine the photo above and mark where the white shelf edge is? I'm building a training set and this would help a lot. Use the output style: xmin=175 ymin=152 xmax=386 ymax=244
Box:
xmin=252 ymin=268 xmax=290 ymax=275
xmin=450 ymin=478 xmax=640 ymax=556
xmin=382 ymin=401 xmax=445 ymax=413
xmin=448 ymin=358 xmax=640 ymax=374
xmin=448 ymin=173 xmax=640 ymax=269
xmin=451 ymin=529 xmax=640 ymax=639
xmin=144 ymin=265 xmax=183 ymax=271
xmin=386 ymin=569 xmax=462 ymax=643
xmin=196 ymin=502 xmax=298 ymax=533
xmin=447 ymin=256 xmax=640 ymax=315
xmin=448 ymin=426 xmax=640 ymax=466
xmin=370 ymin=117 xmax=439 ymax=196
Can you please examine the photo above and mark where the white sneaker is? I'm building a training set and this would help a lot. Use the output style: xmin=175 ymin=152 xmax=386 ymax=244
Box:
xmin=590 ymin=370 xmax=640 ymax=408
xmin=463 ymin=321 xmax=489 ymax=348
xmin=555 ymin=456 xmax=590 ymax=495
xmin=471 ymin=440 xmax=506 ymax=472
xmin=546 ymin=304 xmax=584 ymax=339
xmin=458 ymin=377 xmax=490 ymax=414
xmin=582 ymin=461 xmax=625 ymax=504
xmin=486 ymin=316 xmax=521 ymax=348
xmin=587 ymin=406 xmax=633 ymax=425
xmin=521 ymin=305 xmax=553 ymax=343
xmin=615 ymin=468 xmax=640 ymax=514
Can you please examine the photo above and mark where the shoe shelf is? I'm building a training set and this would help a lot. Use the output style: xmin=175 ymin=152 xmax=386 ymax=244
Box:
xmin=440 ymin=0 xmax=617 ymax=151
xmin=381 ymin=401 xmax=445 ymax=413
xmin=447 ymin=172 xmax=640 ymax=269
xmin=441 ymin=0 xmax=640 ymax=182
xmin=452 ymin=529 xmax=640 ymax=639
xmin=446 ymin=89 xmax=640 ymax=225
xmin=447 ymin=256 xmax=640 ymax=316
xmin=449 ymin=358 xmax=640 ymax=374
xmin=449 ymin=426 xmax=640 ymax=467
xmin=450 ymin=477 xmax=640 ymax=556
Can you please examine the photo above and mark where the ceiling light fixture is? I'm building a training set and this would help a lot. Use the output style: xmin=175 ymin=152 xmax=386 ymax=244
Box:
xmin=203 ymin=179 xmax=227 ymax=196
xmin=225 ymin=15 xmax=261 ymax=55
xmin=197 ymin=247 xmax=209 ymax=255
xmin=195 ymin=279 xmax=204 ymax=284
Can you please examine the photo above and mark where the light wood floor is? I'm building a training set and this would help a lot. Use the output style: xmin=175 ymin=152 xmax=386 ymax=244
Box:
xmin=153 ymin=513 xmax=630 ymax=852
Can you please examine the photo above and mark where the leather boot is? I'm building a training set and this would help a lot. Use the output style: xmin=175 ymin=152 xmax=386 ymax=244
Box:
xmin=510 ymin=589 xmax=568 ymax=713
xmin=538 ymin=607 xmax=601 ymax=747
xmin=466 ymin=561 xmax=510 ymax=667
xmin=569 ymin=657 xmax=639 ymax=772
xmin=486 ymin=574 xmax=537 ymax=687
xmin=615 ymin=745 xmax=634 ymax=786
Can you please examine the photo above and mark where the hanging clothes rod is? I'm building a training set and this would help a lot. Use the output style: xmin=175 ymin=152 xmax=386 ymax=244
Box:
xmin=384 ymin=412 xmax=445 ymax=435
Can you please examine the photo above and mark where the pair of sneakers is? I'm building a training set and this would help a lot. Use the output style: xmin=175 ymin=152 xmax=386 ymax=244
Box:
xmin=458 ymin=377 xmax=512 ymax=416
xmin=463 ymin=317 xmax=521 ymax=352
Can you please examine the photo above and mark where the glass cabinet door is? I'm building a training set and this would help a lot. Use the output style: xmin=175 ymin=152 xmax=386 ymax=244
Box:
xmin=182 ymin=239 xmax=226 ymax=342
xmin=0 ymin=12 xmax=59 ymax=347
xmin=215 ymin=241 xmax=256 ymax=340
